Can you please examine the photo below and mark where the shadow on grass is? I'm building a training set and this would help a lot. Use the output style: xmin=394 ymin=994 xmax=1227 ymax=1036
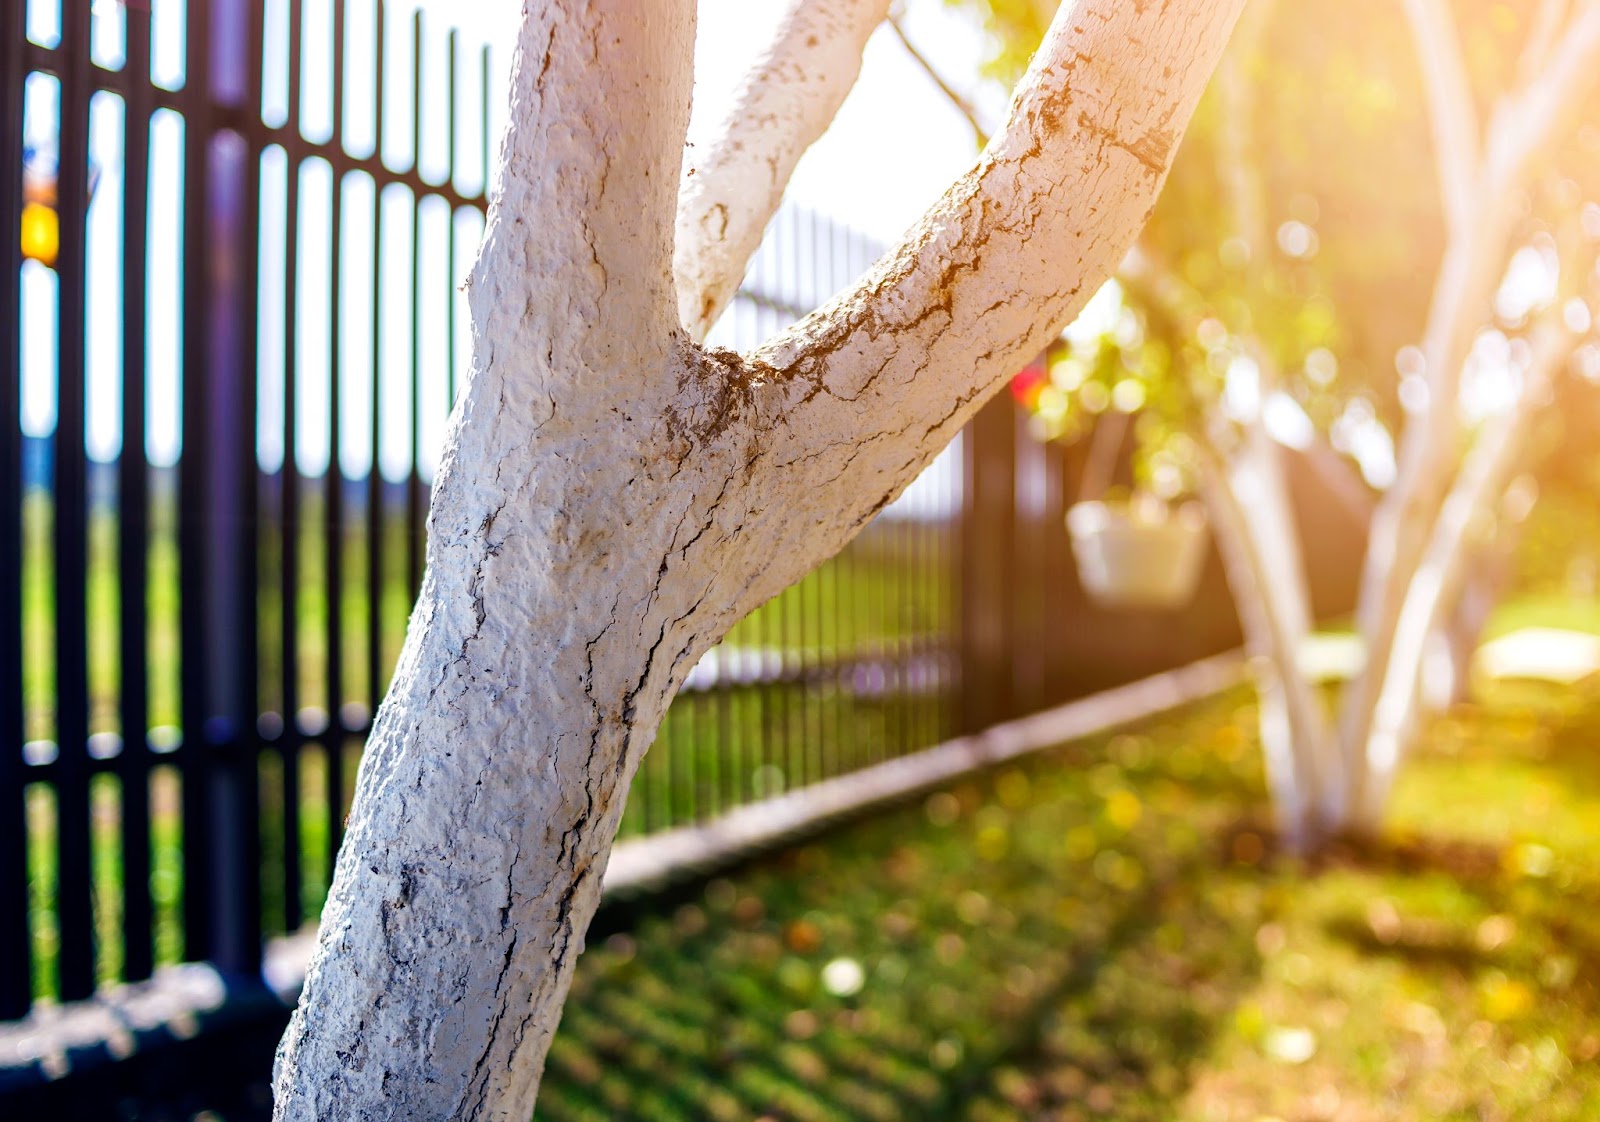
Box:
xmin=26 ymin=680 xmax=1600 ymax=1120
xmin=952 ymin=872 xmax=1264 ymax=1122
xmin=537 ymin=694 xmax=1274 ymax=1122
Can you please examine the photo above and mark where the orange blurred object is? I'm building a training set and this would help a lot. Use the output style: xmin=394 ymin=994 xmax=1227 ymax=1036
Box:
xmin=20 ymin=202 xmax=59 ymax=268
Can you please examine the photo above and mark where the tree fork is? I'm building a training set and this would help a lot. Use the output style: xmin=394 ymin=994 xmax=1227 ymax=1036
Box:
xmin=273 ymin=0 xmax=1249 ymax=1117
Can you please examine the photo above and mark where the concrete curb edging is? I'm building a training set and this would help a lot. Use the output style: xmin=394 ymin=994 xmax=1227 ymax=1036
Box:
xmin=603 ymin=650 xmax=1246 ymax=894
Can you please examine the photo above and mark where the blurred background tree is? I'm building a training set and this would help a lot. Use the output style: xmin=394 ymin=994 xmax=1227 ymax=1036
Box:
xmin=923 ymin=0 xmax=1600 ymax=848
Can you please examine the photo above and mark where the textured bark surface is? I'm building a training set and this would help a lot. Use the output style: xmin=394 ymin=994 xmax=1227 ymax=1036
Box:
xmin=273 ymin=0 xmax=1249 ymax=1117
xmin=674 ymin=0 xmax=890 ymax=340
xmin=271 ymin=3 xmax=705 ymax=1118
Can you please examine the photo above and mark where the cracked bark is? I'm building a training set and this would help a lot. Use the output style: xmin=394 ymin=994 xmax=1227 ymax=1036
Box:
xmin=272 ymin=0 xmax=1247 ymax=1118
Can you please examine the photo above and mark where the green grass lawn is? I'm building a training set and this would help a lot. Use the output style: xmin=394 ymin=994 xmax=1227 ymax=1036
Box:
xmin=535 ymin=677 xmax=1600 ymax=1122
xmin=1485 ymin=591 xmax=1600 ymax=639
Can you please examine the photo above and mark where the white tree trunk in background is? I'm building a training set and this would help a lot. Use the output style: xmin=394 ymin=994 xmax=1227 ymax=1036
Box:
xmin=674 ymin=0 xmax=891 ymax=340
xmin=1356 ymin=326 xmax=1573 ymax=827
xmin=1338 ymin=1 xmax=1600 ymax=814
xmin=1422 ymin=518 xmax=1524 ymax=712
xmin=1119 ymin=270 xmax=1340 ymax=844
xmin=273 ymin=0 xmax=1248 ymax=1117
xmin=1127 ymin=1 xmax=1600 ymax=846
xmin=1199 ymin=433 xmax=1332 ymax=851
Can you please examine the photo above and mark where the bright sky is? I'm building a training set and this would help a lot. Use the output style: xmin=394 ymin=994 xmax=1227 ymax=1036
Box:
xmin=20 ymin=0 xmax=1549 ymax=501
xmin=19 ymin=0 xmax=998 ymax=481
xmin=448 ymin=0 xmax=997 ymax=243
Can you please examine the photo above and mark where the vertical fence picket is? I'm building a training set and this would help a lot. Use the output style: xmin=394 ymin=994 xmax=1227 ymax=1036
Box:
xmin=444 ymin=28 xmax=457 ymax=408
xmin=0 ymin=0 xmax=33 ymax=1020
xmin=960 ymin=396 xmax=1016 ymax=735
xmin=405 ymin=9 xmax=423 ymax=601
xmin=53 ymin=0 xmax=97 ymax=1002
xmin=692 ymin=688 xmax=710 ymax=823
xmin=177 ymin=0 xmax=212 ymax=964
xmin=366 ymin=0 xmax=386 ymax=722
xmin=220 ymin=0 xmax=267 ymax=980
xmin=480 ymin=43 xmax=491 ymax=196
xmin=1042 ymin=437 xmax=1070 ymax=706
xmin=324 ymin=0 xmax=348 ymax=880
xmin=278 ymin=0 xmax=304 ymax=935
xmin=117 ymin=0 xmax=155 ymax=987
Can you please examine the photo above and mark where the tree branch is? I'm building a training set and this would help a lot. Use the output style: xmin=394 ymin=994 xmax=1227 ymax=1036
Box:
xmin=674 ymin=0 xmax=891 ymax=340
xmin=1495 ymin=1 xmax=1600 ymax=185
xmin=1214 ymin=0 xmax=1276 ymax=258
xmin=1517 ymin=0 xmax=1572 ymax=88
xmin=1355 ymin=316 xmax=1578 ymax=824
xmin=712 ymin=0 xmax=1251 ymax=608
xmin=1403 ymin=0 xmax=1481 ymax=237
xmin=887 ymin=13 xmax=990 ymax=147
xmin=1195 ymin=435 xmax=1335 ymax=847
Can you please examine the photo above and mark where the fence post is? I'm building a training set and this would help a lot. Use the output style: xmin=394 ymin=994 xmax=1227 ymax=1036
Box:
xmin=0 ymin=0 xmax=32 ymax=1019
xmin=959 ymin=395 xmax=1017 ymax=733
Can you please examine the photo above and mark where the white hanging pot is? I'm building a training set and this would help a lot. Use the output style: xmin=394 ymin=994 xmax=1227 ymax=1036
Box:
xmin=1066 ymin=497 xmax=1210 ymax=610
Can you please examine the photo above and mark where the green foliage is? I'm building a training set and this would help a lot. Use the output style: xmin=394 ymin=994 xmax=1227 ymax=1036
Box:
xmin=939 ymin=0 xmax=1050 ymax=88
xmin=958 ymin=0 xmax=1600 ymax=486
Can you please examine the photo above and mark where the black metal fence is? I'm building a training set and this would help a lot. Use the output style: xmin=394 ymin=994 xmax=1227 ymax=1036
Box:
xmin=0 ymin=0 xmax=1320 ymax=1036
xmin=1 ymin=0 xmax=972 ymax=1018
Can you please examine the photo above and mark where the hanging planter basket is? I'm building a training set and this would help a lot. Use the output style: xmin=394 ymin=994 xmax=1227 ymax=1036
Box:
xmin=1066 ymin=497 xmax=1210 ymax=611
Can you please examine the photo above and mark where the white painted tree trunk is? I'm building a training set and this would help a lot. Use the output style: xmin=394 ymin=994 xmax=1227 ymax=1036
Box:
xmin=1421 ymin=541 xmax=1510 ymax=712
xmin=271 ymin=4 xmax=708 ymax=1118
xmin=1337 ymin=0 xmax=1600 ymax=812
xmin=1112 ymin=3 xmax=1600 ymax=849
xmin=1354 ymin=329 xmax=1571 ymax=828
xmin=1335 ymin=200 xmax=1516 ymax=790
xmin=674 ymin=0 xmax=891 ymax=340
xmin=273 ymin=0 xmax=1249 ymax=1117
xmin=1198 ymin=432 xmax=1332 ymax=851
xmin=1121 ymin=231 xmax=1340 ymax=843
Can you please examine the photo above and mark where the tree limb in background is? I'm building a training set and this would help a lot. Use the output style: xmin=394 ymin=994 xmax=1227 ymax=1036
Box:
xmin=1214 ymin=0 xmax=1277 ymax=263
xmin=887 ymin=13 xmax=991 ymax=148
xmin=1518 ymin=0 xmax=1573 ymax=88
xmin=1357 ymin=308 xmax=1585 ymax=824
xmin=1402 ymin=0 xmax=1481 ymax=236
